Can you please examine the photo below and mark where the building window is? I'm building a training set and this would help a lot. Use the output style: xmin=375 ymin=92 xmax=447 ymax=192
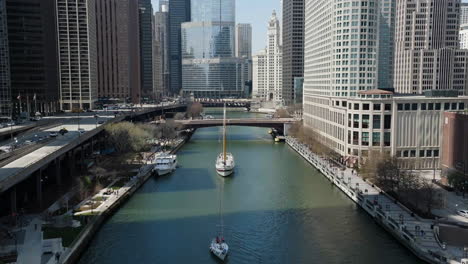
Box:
xmin=452 ymin=103 xmax=457 ymax=110
xmin=384 ymin=115 xmax=391 ymax=129
xmin=403 ymin=150 xmax=409 ymax=157
xmin=354 ymin=114 xmax=359 ymax=128
xmin=353 ymin=131 xmax=359 ymax=145
xmin=419 ymin=150 xmax=425 ymax=157
xmin=434 ymin=150 xmax=439 ymax=157
xmin=404 ymin=104 xmax=411 ymax=111
xmin=396 ymin=151 xmax=402 ymax=157
xmin=426 ymin=150 xmax=432 ymax=157
xmin=412 ymin=103 xmax=418 ymax=111
xmin=435 ymin=103 xmax=441 ymax=110
xmin=421 ymin=103 xmax=427 ymax=110
xmin=363 ymin=103 xmax=370 ymax=110
xmin=397 ymin=104 xmax=403 ymax=111
xmin=362 ymin=132 xmax=369 ymax=146
xmin=460 ymin=103 xmax=465 ymax=110
xmin=384 ymin=132 xmax=391 ymax=146
xmin=373 ymin=115 xmax=381 ymax=129
xmin=384 ymin=104 xmax=391 ymax=111
xmin=348 ymin=113 xmax=352 ymax=127
xmin=362 ymin=114 xmax=370 ymax=128
xmin=410 ymin=150 xmax=416 ymax=157
xmin=444 ymin=103 xmax=450 ymax=110
xmin=372 ymin=132 xmax=380 ymax=146
xmin=373 ymin=103 xmax=381 ymax=111
xmin=428 ymin=103 xmax=434 ymax=110
xmin=354 ymin=103 xmax=359 ymax=110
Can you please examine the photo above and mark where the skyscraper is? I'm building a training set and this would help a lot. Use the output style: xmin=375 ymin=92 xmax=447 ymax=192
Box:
xmin=253 ymin=11 xmax=282 ymax=103
xmin=461 ymin=2 xmax=468 ymax=25
xmin=282 ymin=0 xmax=304 ymax=106
xmin=236 ymin=24 xmax=252 ymax=58
xmin=154 ymin=2 xmax=169 ymax=98
xmin=139 ymin=0 xmax=154 ymax=102
xmin=56 ymin=0 xmax=97 ymax=110
xmin=303 ymin=0 xmax=468 ymax=168
xmin=236 ymin=23 xmax=253 ymax=97
xmin=0 ymin=0 xmax=10 ymax=117
xmin=168 ymin=0 xmax=190 ymax=95
xmin=181 ymin=0 xmax=243 ymax=98
xmin=393 ymin=0 xmax=468 ymax=95
xmin=95 ymin=0 xmax=141 ymax=103
xmin=5 ymin=0 xmax=60 ymax=115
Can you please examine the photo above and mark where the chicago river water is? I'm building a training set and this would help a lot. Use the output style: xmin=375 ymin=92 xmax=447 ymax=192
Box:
xmin=79 ymin=110 xmax=421 ymax=264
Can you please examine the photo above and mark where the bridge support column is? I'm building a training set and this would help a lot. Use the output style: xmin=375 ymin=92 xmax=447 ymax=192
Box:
xmin=36 ymin=170 xmax=43 ymax=209
xmin=68 ymin=152 xmax=74 ymax=178
xmin=10 ymin=187 xmax=17 ymax=215
xmin=55 ymin=158 xmax=62 ymax=190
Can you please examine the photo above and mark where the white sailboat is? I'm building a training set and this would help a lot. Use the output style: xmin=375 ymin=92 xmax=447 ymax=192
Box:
xmin=215 ymin=105 xmax=235 ymax=177
xmin=209 ymin=171 xmax=229 ymax=260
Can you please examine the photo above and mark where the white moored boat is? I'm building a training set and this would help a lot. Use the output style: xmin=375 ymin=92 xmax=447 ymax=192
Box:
xmin=215 ymin=105 xmax=235 ymax=177
xmin=153 ymin=154 xmax=177 ymax=176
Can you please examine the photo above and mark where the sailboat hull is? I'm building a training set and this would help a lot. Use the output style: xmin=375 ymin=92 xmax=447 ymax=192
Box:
xmin=216 ymin=168 xmax=234 ymax=177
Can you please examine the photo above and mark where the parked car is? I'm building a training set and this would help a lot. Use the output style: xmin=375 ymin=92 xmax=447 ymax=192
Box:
xmin=49 ymin=132 xmax=58 ymax=137
xmin=457 ymin=210 xmax=468 ymax=218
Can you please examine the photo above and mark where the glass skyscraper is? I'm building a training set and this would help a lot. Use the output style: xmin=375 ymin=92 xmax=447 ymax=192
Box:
xmin=181 ymin=0 xmax=243 ymax=98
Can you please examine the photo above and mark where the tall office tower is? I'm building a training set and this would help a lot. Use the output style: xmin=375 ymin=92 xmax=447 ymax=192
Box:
xmin=461 ymin=24 xmax=468 ymax=49
xmin=0 ymin=0 xmax=10 ymax=117
xmin=377 ymin=0 xmax=395 ymax=89
xmin=181 ymin=0 xmax=243 ymax=98
xmin=154 ymin=2 xmax=169 ymax=98
xmin=159 ymin=0 xmax=169 ymax=13
xmin=236 ymin=23 xmax=253 ymax=97
xmin=95 ymin=0 xmax=141 ymax=103
xmin=252 ymin=11 xmax=283 ymax=104
xmin=56 ymin=0 xmax=97 ymax=110
xmin=168 ymin=0 xmax=190 ymax=95
xmin=282 ymin=0 xmax=304 ymax=106
xmin=461 ymin=3 xmax=468 ymax=25
xmin=394 ymin=0 xmax=468 ymax=95
xmin=5 ymin=0 xmax=60 ymax=115
xmin=138 ymin=0 xmax=154 ymax=102
xmin=236 ymin=24 xmax=252 ymax=58
xmin=303 ymin=0 xmax=468 ymax=169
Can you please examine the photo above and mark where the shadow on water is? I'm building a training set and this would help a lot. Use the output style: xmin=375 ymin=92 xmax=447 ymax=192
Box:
xmin=78 ymin=206 xmax=420 ymax=264
xmin=146 ymin=167 xmax=216 ymax=193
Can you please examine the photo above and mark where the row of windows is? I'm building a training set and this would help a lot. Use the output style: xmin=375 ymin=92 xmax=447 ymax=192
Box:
xmin=396 ymin=149 xmax=439 ymax=158
xmin=397 ymin=102 xmax=465 ymax=111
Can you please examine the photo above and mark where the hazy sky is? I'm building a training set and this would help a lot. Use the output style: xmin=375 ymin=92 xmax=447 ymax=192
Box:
xmin=151 ymin=0 xmax=282 ymax=54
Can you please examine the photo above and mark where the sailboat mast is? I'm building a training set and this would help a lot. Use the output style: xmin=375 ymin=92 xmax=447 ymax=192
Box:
xmin=223 ymin=104 xmax=227 ymax=162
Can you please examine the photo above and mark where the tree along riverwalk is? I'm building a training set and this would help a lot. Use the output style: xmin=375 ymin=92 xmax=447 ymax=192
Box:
xmin=286 ymin=137 xmax=466 ymax=264
xmin=59 ymin=138 xmax=187 ymax=264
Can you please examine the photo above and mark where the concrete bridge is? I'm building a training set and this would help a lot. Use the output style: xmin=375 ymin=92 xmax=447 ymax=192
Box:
xmin=171 ymin=118 xmax=298 ymax=132
xmin=193 ymin=98 xmax=252 ymax=108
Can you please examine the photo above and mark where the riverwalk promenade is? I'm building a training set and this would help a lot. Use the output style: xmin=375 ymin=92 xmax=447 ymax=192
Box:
xmin=286 ymin=137 xmax=466 ymax=264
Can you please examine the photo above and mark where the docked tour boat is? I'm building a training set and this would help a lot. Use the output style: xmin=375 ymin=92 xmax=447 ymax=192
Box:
xmin=153 ymin=154 xmax=177 ymax=176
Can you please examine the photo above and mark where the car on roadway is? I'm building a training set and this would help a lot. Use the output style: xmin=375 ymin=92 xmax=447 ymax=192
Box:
xmin=98 ymin=120 xmax=105 ymax=124
xmin=457 ymin=210 xmax=468 ymax=218
xmin=59 ymin=128 xmax=68 ymax=135
xmin=78 ymin=128 xmax=86 ymax=134
xmin=49 ymin=132 xmax=59 ymax=137
xmin=24 ymin=140 xmax=34 ymax=145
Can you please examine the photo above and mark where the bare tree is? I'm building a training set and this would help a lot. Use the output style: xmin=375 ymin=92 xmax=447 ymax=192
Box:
xmin=187 ymin=102 xmax=204 ymax=119
xmin=105 ymin=122 xmax=152 ymax=153
xmin=274 ymin=108 xmax=291 ymax=118
xmin=174 ymin=112 xmax=185 ymax=120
